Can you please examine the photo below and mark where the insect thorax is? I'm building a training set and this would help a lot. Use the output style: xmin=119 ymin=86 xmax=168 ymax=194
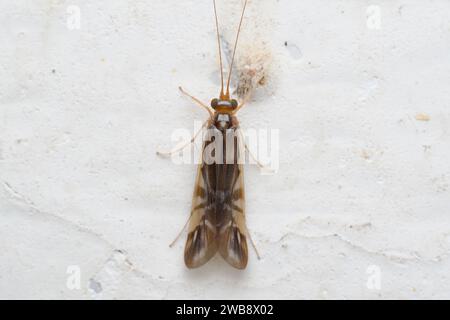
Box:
xmin=213 ymin=112 xmax=240 ymax=131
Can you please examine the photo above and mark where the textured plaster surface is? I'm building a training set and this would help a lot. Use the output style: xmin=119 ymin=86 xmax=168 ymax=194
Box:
xmin=1 ymin=0 xmax=450 ymax=299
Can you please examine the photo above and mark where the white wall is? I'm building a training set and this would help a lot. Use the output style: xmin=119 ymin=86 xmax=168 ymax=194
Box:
xmin=1 ymin=0 xmax=450 ymax=299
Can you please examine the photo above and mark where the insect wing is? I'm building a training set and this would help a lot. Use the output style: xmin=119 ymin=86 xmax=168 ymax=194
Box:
xmin=184 ymin=141 xmax=218 ymax=268
xmin=217 ymin=131 xmax=248 ymax=269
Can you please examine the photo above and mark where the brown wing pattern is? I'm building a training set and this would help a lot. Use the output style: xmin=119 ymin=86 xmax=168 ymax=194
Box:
xmin=184 ymin=148 xmax=218 ymax=268
xmin=184 ymin=125 xmax=249 ymax=269
xmin=217 ymin=163 xmax=248 ymax=269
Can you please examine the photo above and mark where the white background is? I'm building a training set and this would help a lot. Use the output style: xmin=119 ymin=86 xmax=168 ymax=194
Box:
xmin=1 ymin=0 xmax=450 ymax=299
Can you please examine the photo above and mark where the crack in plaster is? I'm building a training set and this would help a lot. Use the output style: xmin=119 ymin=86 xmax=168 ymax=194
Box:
xmin=276 ymin=231 xmax=449 ymax=265
xmin=2 ymin=180 xmax=115 ymax=250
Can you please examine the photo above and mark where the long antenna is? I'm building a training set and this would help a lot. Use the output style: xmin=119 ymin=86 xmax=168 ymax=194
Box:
xmin=225 ymin=0 xmax=248 ymax=97
xmin=213 ymin=0 xmax=225 ymax=97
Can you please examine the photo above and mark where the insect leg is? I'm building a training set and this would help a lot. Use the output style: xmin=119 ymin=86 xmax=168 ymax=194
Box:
xmin=156 ymin=120 xmax=208 ymax=156
xmin=237 ymin=130 xmax=274 ymax=172
xmin=179 ymin=86 xmax=214 ymax=117
xmin=246 ymin=226 xmax=261 ymax=260
xmin=169 ymin=213 xmax=192 ymax=248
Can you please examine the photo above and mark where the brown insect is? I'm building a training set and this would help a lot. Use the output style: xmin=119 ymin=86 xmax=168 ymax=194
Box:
xmin=158 ymin=0 xmax=262 ymax=269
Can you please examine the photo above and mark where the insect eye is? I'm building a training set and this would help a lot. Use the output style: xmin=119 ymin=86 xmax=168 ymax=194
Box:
xmin=231 ymin=99 xmax=238 ymax=108
xmin=211 ymin=98 xmax=219 ymax=108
